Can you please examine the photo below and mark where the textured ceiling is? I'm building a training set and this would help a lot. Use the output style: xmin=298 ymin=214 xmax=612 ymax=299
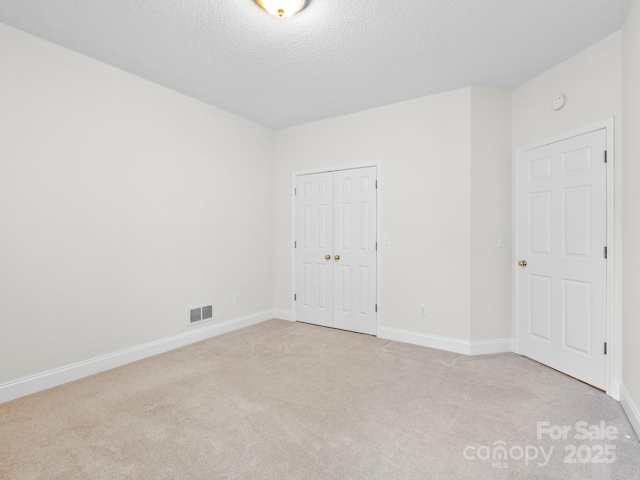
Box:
xmin=0 ymin=0 xmax=633 ymax=129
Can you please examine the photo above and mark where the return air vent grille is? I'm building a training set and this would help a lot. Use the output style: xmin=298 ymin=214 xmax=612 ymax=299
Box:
xmin=189 ymin=304 xmax=214 ymax=325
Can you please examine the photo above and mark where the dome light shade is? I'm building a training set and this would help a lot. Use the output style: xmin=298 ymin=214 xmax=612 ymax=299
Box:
xmin=256 ymin=0 xmax=307 ymax=18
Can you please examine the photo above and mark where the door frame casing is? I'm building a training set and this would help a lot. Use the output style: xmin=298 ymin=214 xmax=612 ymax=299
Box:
xmin=291 ymin=161 xmax=382 ymax=336
xmin=513 ymin=118 xmax=616 ymax=398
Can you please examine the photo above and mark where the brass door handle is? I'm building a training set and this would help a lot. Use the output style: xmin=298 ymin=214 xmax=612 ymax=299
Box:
xmin=518 ymin=260 xmax=527 ymax=267
xmin=325 ymin=255 xmax=331 ymax=260
xmin=334 ymin=255 xmax=340 ymax=261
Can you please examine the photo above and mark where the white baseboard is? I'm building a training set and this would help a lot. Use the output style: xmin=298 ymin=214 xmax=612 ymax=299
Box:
xmin=274 ymin=309 xmax=293 ymax=321
xmin=470 ymin=338 xmax=514 ymax=355
xmin=0 ymin=310 xmax=275 ymax=404
xmin=621 ymin=384 xmax=640 ymax=439
xmin=378 ymin=326 xmax=512 ymax=356
xmin=609 ymin=381 xmax=621 ymax=401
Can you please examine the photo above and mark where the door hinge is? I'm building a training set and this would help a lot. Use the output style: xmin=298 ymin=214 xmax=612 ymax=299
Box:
xmin=294 ymin=293 xmax=297 ymax=301
xmin=375 ymin=180 xmax=378 ymax=189
xmin=294 ymin=188 xmax=297 ymax=195
xmin=604 ymin=342 xmax=607 ymax=355
xmin=375 ymin=304 xmax=378 ymax=313
xmin=376 ymin=242 xmax=378 ymax=250
xmin=604 ymin=151 xmax=608 ymax=163
xmin=294 ymin=240 xmax=297 ymax=248
xmin=604 ymin=246 xmax=608 ymax=259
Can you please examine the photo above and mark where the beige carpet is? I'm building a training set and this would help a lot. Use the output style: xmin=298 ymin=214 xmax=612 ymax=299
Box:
xmin=1 ymin=319 xmax=639 ymax=479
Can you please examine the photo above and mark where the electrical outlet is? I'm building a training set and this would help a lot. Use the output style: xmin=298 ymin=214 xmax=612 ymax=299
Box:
xmin=419 ymin=304 xmax=427 ymax=316
xmin=234 ymin=293 xmax=240 ymax=304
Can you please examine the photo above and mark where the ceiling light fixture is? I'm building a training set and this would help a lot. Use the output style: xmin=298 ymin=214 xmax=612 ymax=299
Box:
xmin=256 ymin=0 xmax=307 ymax=18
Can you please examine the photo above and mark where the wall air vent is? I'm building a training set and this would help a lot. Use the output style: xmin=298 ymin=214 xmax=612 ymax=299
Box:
xmin=189 ymin=304 xmax=214 ymax=325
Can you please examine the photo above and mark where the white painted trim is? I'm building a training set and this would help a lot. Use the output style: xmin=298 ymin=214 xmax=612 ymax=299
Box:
xmin=516 ymin=119 xmax=615 ymax=153
xmin=294 ymin=161 xmax=381 ymax=177
xmin=514 ymin=118 xmax=616 ymax=398
xmin=274 ymin=309 xmax=293 ymax=321
xmin=610 ymin=380 xmax=621 ymax=402
xmin=378 ymin=326 xmax=512 ymax=356
xmin=291 ymin=161 xmax=382 ymax=336
xmin=291 ymin=168 xmax=297 ymax=323
xmin=379 ymin=326 xmax=471 ymax=355
xmin=621 ymin=385 xmax=640 ymax=439
xmin=376 ymin=162 xmax=382 ymax=338
xmin=0 ymin=311 xmax=274 ymax=404
xmin=604 ymin=118 xmax=617 ymax=400
xmin=470 ymin=339 xmax=514 ymax=355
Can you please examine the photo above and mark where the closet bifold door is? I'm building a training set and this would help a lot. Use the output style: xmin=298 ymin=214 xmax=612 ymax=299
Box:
xmin=295 ymin=172 xmax=334 ymax=328
xmin=295 ymin=167 xmax=377 ymax=335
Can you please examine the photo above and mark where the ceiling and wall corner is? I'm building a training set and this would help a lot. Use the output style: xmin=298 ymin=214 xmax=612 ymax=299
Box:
xmin=511 ymin=32 xmax=623 ymax=150
xmin=0 ymin=0 xmax=633 ymax=129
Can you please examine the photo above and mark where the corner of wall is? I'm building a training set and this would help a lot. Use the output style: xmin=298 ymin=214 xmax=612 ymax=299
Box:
xmin=469 ymin=88 xmax=514 ymax=343
xmin=621 ymin=384 xmax=640 ymax=439
xmin=621 ymin=0 xmax=640 ymax=437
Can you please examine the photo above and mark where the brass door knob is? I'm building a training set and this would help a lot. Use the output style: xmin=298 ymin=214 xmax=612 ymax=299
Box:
xmin=518 ymin=260 xmax=527 ymax=267
xmin=325 ymin=255 xmax=331 ymax=260
xmin=334 ymin=255 xmax=340 ymax=261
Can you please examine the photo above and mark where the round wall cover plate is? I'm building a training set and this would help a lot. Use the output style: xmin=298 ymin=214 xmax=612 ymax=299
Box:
xmin=553 ymin=94 xmax=566 ymax=111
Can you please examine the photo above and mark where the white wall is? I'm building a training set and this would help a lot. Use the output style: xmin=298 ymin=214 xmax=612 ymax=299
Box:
xmin=511 ymin=32 xmax=623 ymax=389
xmin=512 ymin=32 xmax=622 ymax=149
xmin=621 ymin=0 xmax=640 ymax=434
xmin=274 ymin=87 xmax=513 ymax=346
xmin=470 ymin=88 xmax=513 ymax=342
xmin=0 ymin=24 xmax=275 ymax=385
xmin=274 ymin=89 xmax=473 ymax=340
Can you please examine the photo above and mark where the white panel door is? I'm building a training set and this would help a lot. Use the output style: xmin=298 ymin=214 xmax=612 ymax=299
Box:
xmin=332 ymin=168 xmax=378 ymax=335
xmin=295 ymin=167 xmax=377 ymax=335
xmin=516 ymin=129 xmax=608 ymax=389
xmin=295 ymin=172 xmax=333 ymax=328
